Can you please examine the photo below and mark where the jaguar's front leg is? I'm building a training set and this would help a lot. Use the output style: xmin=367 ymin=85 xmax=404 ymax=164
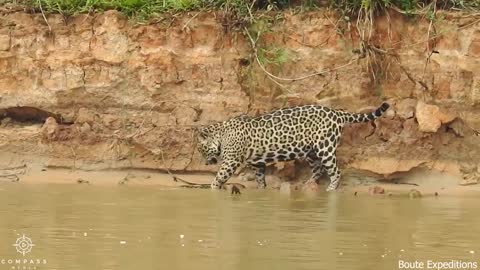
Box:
xmin=211 ymin=159 xmax=241 ymax=189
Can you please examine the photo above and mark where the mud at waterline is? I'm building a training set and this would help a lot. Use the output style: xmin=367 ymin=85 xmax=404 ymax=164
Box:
xmin=2 ymin=164 xmax=480 ymax=197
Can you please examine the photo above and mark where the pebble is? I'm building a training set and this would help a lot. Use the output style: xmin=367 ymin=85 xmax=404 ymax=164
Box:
xmin=369 ymin=186 xmax=385 ymax=195
xmin=409 ymin=189 xmax=422 ymax=198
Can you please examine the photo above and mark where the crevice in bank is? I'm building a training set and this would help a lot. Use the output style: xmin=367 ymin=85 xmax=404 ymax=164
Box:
xmin=0 ymin=106 xmax=72 ymax=125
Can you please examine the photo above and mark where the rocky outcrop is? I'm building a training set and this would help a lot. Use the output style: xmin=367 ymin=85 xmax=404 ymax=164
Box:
xmin=415 ymin=101 xmax=456 ymax=133
xmin=0 ymin=9 xmax=479 ymax=185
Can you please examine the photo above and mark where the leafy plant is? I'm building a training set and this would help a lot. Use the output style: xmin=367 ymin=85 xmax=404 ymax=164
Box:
xmin=258 ymin=46 xmax=289 ymax=66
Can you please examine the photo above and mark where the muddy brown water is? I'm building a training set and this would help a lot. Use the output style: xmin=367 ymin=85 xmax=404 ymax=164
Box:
xmin=0 ymin=183 xmax=478 ymax=270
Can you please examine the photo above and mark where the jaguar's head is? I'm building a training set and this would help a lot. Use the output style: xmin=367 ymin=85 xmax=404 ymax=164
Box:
xmin=196 ymin=124 xmax=222 ymax=165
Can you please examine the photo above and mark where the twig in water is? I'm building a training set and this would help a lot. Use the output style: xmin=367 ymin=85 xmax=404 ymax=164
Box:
xmin=173 ymin=176 xmax=210 ymax=188
xmin=158 ymin=149 xmax=246 ymax=189
xmin=0 ymin=174 xmax=20 ymax=182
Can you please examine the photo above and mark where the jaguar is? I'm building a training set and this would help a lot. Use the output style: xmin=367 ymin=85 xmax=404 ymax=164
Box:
xmin=196 ymin=102 xmax=390 ymax=191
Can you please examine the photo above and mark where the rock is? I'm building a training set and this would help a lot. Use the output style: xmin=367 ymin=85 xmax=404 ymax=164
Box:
xmin=1 ymin=117 xmax=12 ymax=127
xmin=302 ymin=179 xmax=321 ymax=193
xmin=41 ymin=117 xmax=58 ymax=138
xmin=375 ymin=117 xmax=403 ymax=141
xmin=396 ymin=98 xmax=417 ymax=119
xmin=408 ymin=189 xmax=422 ymax=198
xmin=368 ymin=186 xmax=385 ymax=195
xmin=384 ymin=108 xmax=396 ymax=119
xmin=77 ymin=178 xmax=90 ymax=184
xmin=415 ymin=101 xmax=456 ymax=133
xmin=416 ymin=101 xmax=440 ymax=132
xmin=434 ymin=79 xmax=451 ymax=99
xmin=436 ymin=109 xmax=456 ymax=124
xmin=101 ymin=114 xmax=122 ymax=129
xmin=459 ymin=163 xmax=479 ymax=186
xmin=351 ymin=157 xmax=426 ymax=177
xmin=59 ymin=111 xmax=75 ymax=124
xmin=80 ymin=122 xmax=91 ymax=134
xmin=76 ymin=108 xmax=96 ymax=124
xmin=447 ymin=118 xmax=465 ymax=137
xmin=0 ymin=34 xmax=10 ymax=51
xmin=399 ymin=118 xmax=422 ymax=144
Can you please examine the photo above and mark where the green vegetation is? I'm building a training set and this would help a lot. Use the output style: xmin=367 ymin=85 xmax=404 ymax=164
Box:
xmin=258 ymin=46 xmax=289 ymax=66
xmin=332 ymin=0 xmax=479 ymax=15
xmin=7 ymin=0 xmax=478 ymax=20
xmin=11 ymin=0 xmax=283 ymax=18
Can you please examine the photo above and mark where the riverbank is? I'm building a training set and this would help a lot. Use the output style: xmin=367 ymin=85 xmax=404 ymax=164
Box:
xmin=2 ymin=163 xmax=480 ymax=197
xmin=0 ymin=6 xmax=479 ymax=191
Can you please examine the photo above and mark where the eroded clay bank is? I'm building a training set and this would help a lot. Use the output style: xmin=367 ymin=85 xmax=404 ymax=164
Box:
xmin=0 ymin=9 xmax=479 ymax=189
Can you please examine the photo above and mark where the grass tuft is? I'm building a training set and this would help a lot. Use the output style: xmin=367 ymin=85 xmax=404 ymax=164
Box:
xmin=9 ymin=0 xmax=478 ymax=20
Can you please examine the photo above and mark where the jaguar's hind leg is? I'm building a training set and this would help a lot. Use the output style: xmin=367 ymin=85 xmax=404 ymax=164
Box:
xmin=306 ymin=149 xmax=326 ymax=183
xmin=321 ymin=154 xmax=341 ymax=191
xmin=251 ymin=163 xmax=266 ymax=188
xmin=306 ymin=156 xmax=325 ymax=183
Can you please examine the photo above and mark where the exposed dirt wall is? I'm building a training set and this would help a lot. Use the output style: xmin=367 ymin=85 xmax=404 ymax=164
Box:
xmin=0 ymin=9 xmax=479 ymax=185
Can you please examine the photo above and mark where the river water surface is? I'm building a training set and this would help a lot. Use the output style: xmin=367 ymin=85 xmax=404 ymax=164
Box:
xmin=0 ymin=183 xmax=478 ymax=270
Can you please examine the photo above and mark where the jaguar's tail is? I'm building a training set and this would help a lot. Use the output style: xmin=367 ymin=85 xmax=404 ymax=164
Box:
xmin=341 ymin=103 xmax=390 ymax=124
